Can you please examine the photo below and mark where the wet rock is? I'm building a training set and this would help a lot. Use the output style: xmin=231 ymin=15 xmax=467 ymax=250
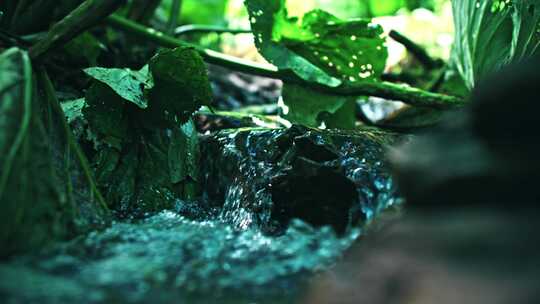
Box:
xmin=200 ymin=125 xmax=402 ymax=234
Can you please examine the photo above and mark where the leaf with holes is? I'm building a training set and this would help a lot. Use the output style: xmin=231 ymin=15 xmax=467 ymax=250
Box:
xmin=245 ymin=0 xmax=341 ymax=87
xmin=282 ymin=9 xmax=388 ymax=84
xmin=452 ymin=0 xmax=540 ymax=89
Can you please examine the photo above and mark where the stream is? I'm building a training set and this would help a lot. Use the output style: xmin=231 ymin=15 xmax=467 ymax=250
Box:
xmin=0 ymin=126 xmax=402 ymax=304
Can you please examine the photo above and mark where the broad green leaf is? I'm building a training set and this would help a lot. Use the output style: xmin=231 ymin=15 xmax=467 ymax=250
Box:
xmin=83 ymin=82 xmax=129 ymax=148
xmin=0 ymin=48 xmax=61 ymax=256
xmin=281 ymin=84 xmax=356 ymax=129
xmin=84 ymin=65 xmax=153 ymax=109
xmin=245 ymin=0 xmax=341 ymax=87
xmin=0 ymin=48 xmax=108 ymax=257
xmin=148 ymin=46 xmax=213 ymax=124
xmin=452 ymin=0 xmax=540 ymax=89
xmin=282 ymin=9 xmax=388 ymax=83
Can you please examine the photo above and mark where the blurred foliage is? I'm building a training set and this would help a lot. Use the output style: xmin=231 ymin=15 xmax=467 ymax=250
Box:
xmin=156 ymin=0 xmax=229 ymax=26
xmin=452 ymin=0 xmax=540 ymax=89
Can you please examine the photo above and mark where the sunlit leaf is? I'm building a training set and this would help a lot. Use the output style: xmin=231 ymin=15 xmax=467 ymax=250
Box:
xmin=282 ymin=9 xmax=388 ymax=83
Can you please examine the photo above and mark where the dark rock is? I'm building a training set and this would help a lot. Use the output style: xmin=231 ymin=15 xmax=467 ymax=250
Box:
xmin=200 ymin=125 xmax=401 ymax=234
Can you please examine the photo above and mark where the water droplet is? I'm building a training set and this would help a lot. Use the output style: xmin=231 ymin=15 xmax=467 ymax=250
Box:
xmin=348 ymin=62 xmax=355 ymax=68
xmin=350 ymin=35 xmax=357 ymax=41
xmin=322 ymin=56 xmax=329 ymax=61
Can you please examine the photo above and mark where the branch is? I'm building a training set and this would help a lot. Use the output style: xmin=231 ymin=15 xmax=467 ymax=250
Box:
xmin=29 ymin=0 xmax=125 ymax=60
xmin=174 ymin=25 xmax=252 ymax=36
xmin=166 ymin=0 xmax=182 ymax=35
xmin=106 ymin=15 xmax=466 ymax=109
xmin=389 ymin=30 xmax=441 ymax=70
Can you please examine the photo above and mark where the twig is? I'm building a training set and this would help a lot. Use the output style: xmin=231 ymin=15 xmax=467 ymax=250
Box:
xmin=29 ymin=0 xmax=125 ymax=60
xmin=389 ymin=30 xmax=441 ymax=70
xmin=166 ymin=0 xmax=182 ymax=35
xmin=106 ymin=15 xmax=466 ymax=109
xmin=175 ymin=25 xmax=252 ymax=36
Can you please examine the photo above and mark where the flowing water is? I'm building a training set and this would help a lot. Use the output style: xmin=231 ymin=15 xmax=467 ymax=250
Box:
xmin=0 ymin=127 xmax=401 ymax=303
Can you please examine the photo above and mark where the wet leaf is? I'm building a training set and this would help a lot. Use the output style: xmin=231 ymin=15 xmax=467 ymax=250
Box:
xmin=452 ymin=0 xmax=540 ymax=89
xmin=84 ymin=65 xmax=153 ymax=109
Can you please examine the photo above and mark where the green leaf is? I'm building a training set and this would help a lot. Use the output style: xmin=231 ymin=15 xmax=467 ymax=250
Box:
xmin=0 ymin=48 xmax=61 ymax=256
xmin=83 ymin=82 xmax=129 ymax=148
xmin=147 ymin=46 xmax=213 ymax=124
xmin=84 ymin=65 xmax=153 ymax=109
xmin=281 ymin=9 xmax=388 ymax=83
xmin=281 ymin=84 xmax=356 ymax=129
xmin=61 ymin=98 xmax=86 ymax=123
xmin=452 ymin=0 xmax=540 ymax=89
xmin=0 ymin=48 xmax=108 ymax=257
xmin=245 ymin=0 xmax=341 ymax=87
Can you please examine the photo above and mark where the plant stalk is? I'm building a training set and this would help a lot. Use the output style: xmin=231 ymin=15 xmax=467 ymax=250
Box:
xmin=29 ymin=0 xmax=125 ymax=60
xmin=106 ymin=14 xmax=466 ymax=109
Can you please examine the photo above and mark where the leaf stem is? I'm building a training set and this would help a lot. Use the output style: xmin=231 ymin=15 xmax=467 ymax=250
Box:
xmin=106 ymin=15 xmax=466 ymax=109
xmin=174 ymin=25 xmax=252 ymax=36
